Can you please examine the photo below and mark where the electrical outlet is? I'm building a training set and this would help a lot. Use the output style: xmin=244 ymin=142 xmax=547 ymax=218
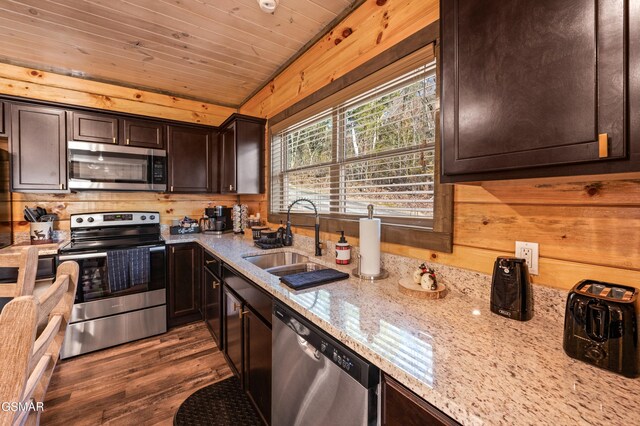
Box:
xmin=515 ymin=241 xmax=539 ymax=275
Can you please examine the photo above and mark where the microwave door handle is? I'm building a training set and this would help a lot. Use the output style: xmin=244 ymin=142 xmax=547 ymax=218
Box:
xmin=58 ymin=252 xmax=108 ymax=261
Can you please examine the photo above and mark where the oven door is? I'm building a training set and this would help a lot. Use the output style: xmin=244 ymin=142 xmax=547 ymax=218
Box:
xmin=67 ymin=141 xmax=167 ymax=191
xmin=58 ymin=245 xmax=166 ymax=305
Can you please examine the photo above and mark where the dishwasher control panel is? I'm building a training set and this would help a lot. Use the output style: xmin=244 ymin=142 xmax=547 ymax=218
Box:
xmin=319 ymin=338 xmax=359 ymax=378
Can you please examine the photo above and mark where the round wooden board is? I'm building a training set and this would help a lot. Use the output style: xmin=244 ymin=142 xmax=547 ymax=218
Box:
xmin=398 ymin=278 xmax=447 ymax=299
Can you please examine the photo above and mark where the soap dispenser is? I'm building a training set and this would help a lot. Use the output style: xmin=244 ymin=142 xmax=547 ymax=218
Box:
xmin=335 ymin=231 xmax=351 ymax=265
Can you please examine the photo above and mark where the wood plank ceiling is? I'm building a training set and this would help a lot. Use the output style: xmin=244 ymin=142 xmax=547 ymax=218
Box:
xmin=0 ymin=0 xmax=359 ymax=107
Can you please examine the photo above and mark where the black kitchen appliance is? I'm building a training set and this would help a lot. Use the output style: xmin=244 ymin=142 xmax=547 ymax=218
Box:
xmin=203 ymin=206 xmax=232 ymax=234
xmin=57 ymin=211 xmax=166 ymax=358
xmin=563 ymin=280 xmax=639 ymax=378
xmin=490 ymin=257 xmax=533 ymax=321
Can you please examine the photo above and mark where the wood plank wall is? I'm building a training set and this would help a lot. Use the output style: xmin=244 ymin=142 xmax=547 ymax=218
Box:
xmin=0 ymin=63 xmax=262 ymax=233
xmin=239 ymin=0 xmax=640 ymax=290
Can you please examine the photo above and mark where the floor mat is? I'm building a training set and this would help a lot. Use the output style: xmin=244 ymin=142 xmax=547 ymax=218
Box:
xmin=174 ymin=376 xmax=262 ymax=426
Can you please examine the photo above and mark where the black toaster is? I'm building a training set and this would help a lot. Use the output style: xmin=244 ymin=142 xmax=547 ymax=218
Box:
xmin=563 ymin=280 xmax=639 ymax=378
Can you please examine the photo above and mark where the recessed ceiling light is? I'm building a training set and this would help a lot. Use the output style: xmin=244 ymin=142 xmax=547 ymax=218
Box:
xmin=257 ymin=0 xmax=279 ymax=13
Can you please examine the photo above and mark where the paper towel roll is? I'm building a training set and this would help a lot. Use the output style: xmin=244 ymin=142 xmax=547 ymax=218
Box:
xmin=359 ymin=218 xmax=381 ymax=275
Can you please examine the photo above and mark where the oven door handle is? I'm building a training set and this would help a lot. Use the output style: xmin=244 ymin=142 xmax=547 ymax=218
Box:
xmin=59 ymin=246 xmax=165 ymax=261
xmin=58 ymin=252 xmax=107 ymax=261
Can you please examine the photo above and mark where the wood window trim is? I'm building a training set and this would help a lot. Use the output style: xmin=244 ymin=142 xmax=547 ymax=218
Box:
xmin=268 ymin=21 xmax=453 ymax=253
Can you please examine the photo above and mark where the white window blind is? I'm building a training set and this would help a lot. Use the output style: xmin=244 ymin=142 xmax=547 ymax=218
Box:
xmin=271 ymin=61 xmax=437 ymax=220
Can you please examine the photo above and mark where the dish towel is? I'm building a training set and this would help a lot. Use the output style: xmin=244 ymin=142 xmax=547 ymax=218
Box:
xmin=129 ymin=247 xmax=150 ymax=287
xmin=280 ymin=268 xmax=350 ymax=291
xmin=107 ymin=250 xmax=130 ymax=293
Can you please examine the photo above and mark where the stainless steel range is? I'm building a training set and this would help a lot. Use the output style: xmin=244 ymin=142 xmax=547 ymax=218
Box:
xmin=58 ymin=211 xmax=166 ymax=359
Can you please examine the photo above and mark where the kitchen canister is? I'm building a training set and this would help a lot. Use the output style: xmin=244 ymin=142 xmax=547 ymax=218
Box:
xmin=30 ymin=222 xmax=53 ymax=245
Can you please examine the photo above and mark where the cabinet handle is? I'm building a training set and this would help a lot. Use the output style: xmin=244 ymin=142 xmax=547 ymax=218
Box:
xmin=212 ymin=281 xmax=219 ymax=289
xmin=112 ymin=137 xmax=116 ymax=144
xmin=229 ymin=184 xmax=234 ymax=191
xmin=205 ymin=259 xmax=217 ymax=265
xmin=233 ymin=302 xmax=241 ymax=311
xmin=59 ymin=183 xmax=64 ymax=190
xmin=598 ymin=133 xmax=608 ymax=158
xmin=239 ymin=309 xmax=250 ymax=319
xmin=126 ymin=138 xmax=130 ymax=145
xmin=170 ymin=185 xmax=174 ymax=192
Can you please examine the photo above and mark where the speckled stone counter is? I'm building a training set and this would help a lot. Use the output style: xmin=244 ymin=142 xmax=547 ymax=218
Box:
xmin=163 ymin=233 xmax=640 ymax=426
xmin=1 ymin=241 xmax=68 ymax=256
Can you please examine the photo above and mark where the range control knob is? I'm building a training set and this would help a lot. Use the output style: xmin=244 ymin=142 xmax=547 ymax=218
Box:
xmin=141 ymin=215 xmax=147 ymax=220
xmin=76 ymin=217 xmax=83 ymax=223
xmin=149 ymin=215 xmax=156 ymax=220
xmin=87 ymin=217 xmax=94 ymax=223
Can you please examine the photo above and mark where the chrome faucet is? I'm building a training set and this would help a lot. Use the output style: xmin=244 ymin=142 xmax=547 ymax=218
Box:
xmin=283 ymin=198 xmax=322 ymax=256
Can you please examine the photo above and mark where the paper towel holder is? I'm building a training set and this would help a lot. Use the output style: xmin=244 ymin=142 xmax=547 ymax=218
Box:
xmin=352 ymin=254 xmax=389 ymax=281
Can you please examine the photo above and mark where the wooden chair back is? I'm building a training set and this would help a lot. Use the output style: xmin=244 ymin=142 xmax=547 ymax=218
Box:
xmin=0 ymin=247 xmax=39 ymax=298
xmin=0 ymin=260 xmax=79 ymax=426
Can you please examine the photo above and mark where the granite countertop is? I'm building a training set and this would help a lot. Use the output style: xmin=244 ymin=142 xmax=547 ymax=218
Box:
xmin=164 ymin=232 xmax=640 ymax=426
xmin=1 ymin=241 xmax=68 ymax=256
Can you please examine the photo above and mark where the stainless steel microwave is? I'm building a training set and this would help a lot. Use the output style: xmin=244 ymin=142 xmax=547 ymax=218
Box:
xmin=68 ymin=141 xmax=167 ymax=191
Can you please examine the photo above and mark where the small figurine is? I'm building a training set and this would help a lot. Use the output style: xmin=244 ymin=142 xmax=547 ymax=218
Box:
xmin=413 ymin=262 xmax=437 ymax=291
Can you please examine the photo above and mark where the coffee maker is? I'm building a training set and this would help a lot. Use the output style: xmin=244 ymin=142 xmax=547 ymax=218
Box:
xmin=200 ymin=206 xmax=232 ymax=234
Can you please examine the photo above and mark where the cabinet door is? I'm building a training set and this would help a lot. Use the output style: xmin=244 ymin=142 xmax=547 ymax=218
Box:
xmin=220 ymin=124 xmax=236 ymax=193
xmin=0 ymin=102 xmax=7 ymax=137
xmin=382 ymin=375 xmax=458 ymax=426
xmin=70 ymin=111 xmax=119 ymax=144
xmin=244 ymin=307 xmax=272 ymax=424
xmin=167 ymin=125 xmax=212 ymax=193
xmin=123 ymin=118 xmax=165 ymax=149
xmin=10 ymin=103 xmax=68 ymax=192
xmin=167 ymin=243 xmax=201 ymax=327
xmin=441 ymin=0 xmax=627 ymax=178
xmin=204 ymin=267 xmax=222 ymax=347
xmin=236 ymin=119 xmax=264 ymax=194
xmin=223 ymin=286 xmax=243 ymax=378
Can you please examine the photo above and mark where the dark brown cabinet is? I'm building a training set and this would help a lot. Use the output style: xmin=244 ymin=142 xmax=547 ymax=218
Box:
xmin=69 ymin=111 xmax=118 ymax=144
xmin=382 ymin=374 xmax=458 ymax=426
xmin=167 ymin=125 xmax=215 ymax=193
xmin=167 ymin=243 xmax=202 ymax=327
xmin=441 ymin=0 xmax=637 ymax=182
xmin=203 ymin=250 xmax=222 ymax=347
xmin=223 ymin=285 xmax=243 ymax=377
xmin=219 ymin=114 xmax=265 ymax=194
xmin=122 ymin=118 xmax=165 ymax=149
xmin=9 ymin=103 xmax=68 ymax=192
xmin=222 ymin=264 xmax=272 ymax=424
xmin=244 ymin=306 xmax=272 ymax=424
xmin=0 ymin=102 xmax=7 ymax=137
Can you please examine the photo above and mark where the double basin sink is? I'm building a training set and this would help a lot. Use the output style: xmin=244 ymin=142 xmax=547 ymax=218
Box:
xmin=243 ymin=252 xmax=327 ymax=277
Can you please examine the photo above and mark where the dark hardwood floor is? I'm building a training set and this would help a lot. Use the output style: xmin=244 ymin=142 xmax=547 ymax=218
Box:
xmin=42 ymin=322 xmax=232 ymax=425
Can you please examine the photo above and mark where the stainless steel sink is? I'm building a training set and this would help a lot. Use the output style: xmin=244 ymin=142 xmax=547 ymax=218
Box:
xmin=242 ymin=252 xmax=327 ymax=277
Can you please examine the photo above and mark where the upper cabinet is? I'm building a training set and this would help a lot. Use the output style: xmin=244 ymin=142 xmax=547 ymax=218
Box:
xmin=441 ymin=0 xmax=638 ymax=182
xmin=0 ymin=102 xmax=8 ymax=137
xmin=69 ymin=111 xmax=166 ymax=149
xmin=167 ymin=124 xmax=216 ymax=193
xmin=10 ymin=103 xmax=68 ymax=192
xmin=122 ymin=118 xmax=165 ymax=149
xmin=219 ymin=114 xmax=265 ymax=194
xmin=69 ymin=111 xmax=118 ymax=144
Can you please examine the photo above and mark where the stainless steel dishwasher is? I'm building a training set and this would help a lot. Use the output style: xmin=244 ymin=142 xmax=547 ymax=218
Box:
xmin=272 ymin=302 xmax=379 ymax=426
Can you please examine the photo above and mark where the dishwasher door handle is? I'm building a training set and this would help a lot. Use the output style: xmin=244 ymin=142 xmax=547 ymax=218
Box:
xmin=297 ymin=336 xmax=321 ymax=361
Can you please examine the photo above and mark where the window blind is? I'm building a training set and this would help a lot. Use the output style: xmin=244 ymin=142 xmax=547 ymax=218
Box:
xmin=271 ymin=60 xmax=437 ymax=220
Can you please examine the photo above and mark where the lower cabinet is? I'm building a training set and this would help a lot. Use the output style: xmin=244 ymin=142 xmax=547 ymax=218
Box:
xmin=244 ymin=306 xmax=272 ymax=423
xmin=382 ymin=374 xmax=459 ymax=426
xmin=222 ymin=265 xmax=272 ymax=425
xmin=167 ymin=243 xmax=202 ymax=327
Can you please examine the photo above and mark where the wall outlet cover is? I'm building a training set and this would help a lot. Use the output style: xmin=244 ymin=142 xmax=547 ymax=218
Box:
xmin=515 ymin=241 xmax=539 ymax=275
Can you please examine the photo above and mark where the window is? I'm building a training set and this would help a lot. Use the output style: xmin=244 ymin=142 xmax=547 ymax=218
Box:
xmin=268 ymin=39 xmax=452 ymax=252
xmin=271 ymin=63 xmax=437 ymax=220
